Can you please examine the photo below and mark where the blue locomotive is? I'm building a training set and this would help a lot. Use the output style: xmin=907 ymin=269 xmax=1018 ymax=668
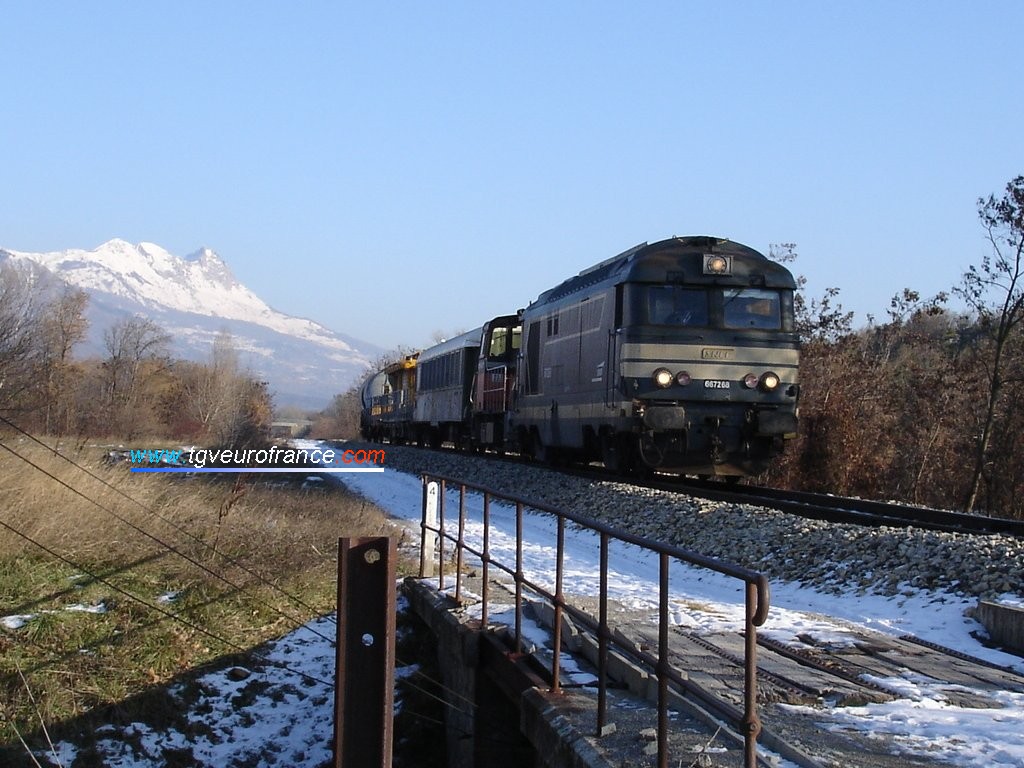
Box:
xmin=361 ymin=236 xmax=799 ymax=477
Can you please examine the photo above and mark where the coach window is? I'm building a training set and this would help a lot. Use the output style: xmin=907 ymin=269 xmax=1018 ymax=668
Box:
xmin=722 ymin=288 xmax=782 ymax=330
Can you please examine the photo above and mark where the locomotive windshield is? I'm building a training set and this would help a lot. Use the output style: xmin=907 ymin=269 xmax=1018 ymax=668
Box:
xmin=628 ymin=285 xmax=792 ymax=331
xmin=643 ymin=287 xmax=709 ymax=326
xmin=722 ymin=288 xmax=783 ymax=330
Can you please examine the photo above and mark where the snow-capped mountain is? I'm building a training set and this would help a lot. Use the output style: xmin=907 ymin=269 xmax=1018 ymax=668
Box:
xmin=0 ymin=239 xmax=381 ymax=409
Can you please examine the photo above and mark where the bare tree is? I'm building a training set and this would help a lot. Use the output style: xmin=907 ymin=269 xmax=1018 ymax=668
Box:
xmin=177 ymin=330 xmax=237 ymax=432
xmin=102 ymin=316 xmax=172 ymax=435
xmin=956 ymin=175 xmax=1024 ymax=512
xmin=177 ymin=330 xmax=271 ymax=445
xmin=0 ymin=261 xmax=48 ymax=412
xmin=38 ymin=286 xmax=89 ymax=434
xmin=0 ymin=262 xmax=90 ymax=431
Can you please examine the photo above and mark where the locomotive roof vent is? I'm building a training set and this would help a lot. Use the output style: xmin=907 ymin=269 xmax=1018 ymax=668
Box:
xmin=703 ymin=254 xmax=733 ymax=275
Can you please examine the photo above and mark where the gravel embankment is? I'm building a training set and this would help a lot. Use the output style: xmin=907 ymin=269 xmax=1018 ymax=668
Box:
xmin=360 ymin=443 xmax=1024 ymax=601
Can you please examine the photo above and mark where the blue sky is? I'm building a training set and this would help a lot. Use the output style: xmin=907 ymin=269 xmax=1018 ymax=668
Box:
xmin=3 ymin=2 xmax=1022 ymax=351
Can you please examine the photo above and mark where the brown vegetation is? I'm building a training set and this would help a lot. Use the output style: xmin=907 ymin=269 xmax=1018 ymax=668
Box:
xmin=0 ymin=438 xmax=397 ymax=762
xmin=0 ymin=267 xmax=272 ymax=445
xmin=765 ymin=175 xmax=1024 ymax=519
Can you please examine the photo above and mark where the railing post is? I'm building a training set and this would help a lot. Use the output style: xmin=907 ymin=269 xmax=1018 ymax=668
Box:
xmin=420 ymin=479 xmax=438 ymax=578
xmin=657 ymin=552 xmax=669 ymax=768
xmin=455 ymin=485 xmax=466 ymax=603
xmin=551 ymin=516 xmax=565 ymax=692
xmin=481 ymin=493 xmax=489 ymax=630
xmin=596 ymin=532 xmax=610 ymax=736
xmin=481 ymin=492 xmax=491 ymax=628
xmin=514 ymin=500 xmax=524 ymax=654
xmin=334 ymin=537 xmax=396 ymax=768
xmin=744 ymin=580 xmax=763 ymax=768
xmin=437 ymin=479 xmax=447 ymax=590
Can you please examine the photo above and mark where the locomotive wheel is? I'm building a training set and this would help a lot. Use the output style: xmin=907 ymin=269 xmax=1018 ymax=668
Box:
xmin=532 ymin=432 xmax=567 ymax=466
xmin=601 ymin=434 xmax=632 ymax=474
xmin=531 ymin=433 xmax=549 ymax=464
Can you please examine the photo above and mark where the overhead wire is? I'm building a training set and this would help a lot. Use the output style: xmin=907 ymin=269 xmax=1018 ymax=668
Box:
xmin=0 ymin=415 xmax=338 ymax=630
xmin=0 ymin=515 xmax=336 ymax=689
xmin=0 ymin=429 xmax=336 ymax=645
xmin=0 ymin=546 xmax=482 ymax=736
xmin=0 ymin=424 xmax=488 ymax=723
xmin=1 ymin=516 xmax=490 ymax=734
xmin=0 ymin=423 xmax=535 ymax=734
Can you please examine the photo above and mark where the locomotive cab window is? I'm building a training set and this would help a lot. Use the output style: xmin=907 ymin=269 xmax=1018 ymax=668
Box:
xmin=625 ymin=284 xmax=793 ymax=331
xmin=722 ymin=288 xmax=784 ymax=330
xmin=487 ymin=326 xmax=522 ymax=360
xmin=637 ymin=286 xmax=710 ymax=327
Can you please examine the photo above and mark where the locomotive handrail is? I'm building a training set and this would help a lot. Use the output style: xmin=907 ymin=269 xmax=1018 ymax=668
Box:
xmin=418 ymin=471 xmax=770 ymax=768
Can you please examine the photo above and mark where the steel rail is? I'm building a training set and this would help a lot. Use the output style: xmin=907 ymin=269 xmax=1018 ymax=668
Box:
xmin=358 ymin=437 xmax=1024 ymax=536
xmin=666 ymin=477 xmax=1024 ymax=537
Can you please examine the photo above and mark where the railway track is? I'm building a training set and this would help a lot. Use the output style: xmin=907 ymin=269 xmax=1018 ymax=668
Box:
xmin=362 ymin=438 xmax=1024 ymax=537
xmin=662 ymin=476 xmax=1024 ymax=537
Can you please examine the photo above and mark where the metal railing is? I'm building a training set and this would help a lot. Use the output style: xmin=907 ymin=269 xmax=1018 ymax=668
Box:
xmin=418 ymin=473 xmax=771 ymax=768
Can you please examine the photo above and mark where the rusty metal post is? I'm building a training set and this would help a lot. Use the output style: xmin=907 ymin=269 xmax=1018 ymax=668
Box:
xmin=657 ymin=552 xmax=669 ymax=768
xmin=455 ymin=484 xmax=466 ymax=603
xmin=334 ymin=536 xmax=396 ymax=768
xmin=514 ymin=500 xmax=524 ymax=654
xmin=744 ymin=581 xmax=763 ymax=768
xmin=551 ymin=516 xmax=565 ymax=692
xmin=437 ymin=479 xmax=447 ymax=590
xmin=596 ymin=532 xmax=610 ymax=737
xmin=481 ymin=492 xmax=491 ymax=628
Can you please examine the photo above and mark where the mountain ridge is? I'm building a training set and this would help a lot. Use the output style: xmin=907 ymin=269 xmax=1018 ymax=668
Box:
xmin=0 ymin=239 xmax=380 ymax=409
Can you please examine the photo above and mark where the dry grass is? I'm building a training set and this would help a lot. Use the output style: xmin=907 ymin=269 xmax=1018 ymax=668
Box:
xmin=0 ymin=435 xmax=402 ymax=763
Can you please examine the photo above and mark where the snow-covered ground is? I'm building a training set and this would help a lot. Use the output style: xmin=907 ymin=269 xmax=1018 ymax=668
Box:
xmin=17 ymin=458 xmax=1024 ymax=767
xmin=336 ymin=464 xmax=1024 ymax=768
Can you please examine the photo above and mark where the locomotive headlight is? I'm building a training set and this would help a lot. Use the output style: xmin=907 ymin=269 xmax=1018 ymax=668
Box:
xmin=760 ymin=372 xmax=781 ymax=391
xmin=652 ymin=368 xmax=674 ymax=388
xmin=675 ymin=370 xmax=692 ymax=386
xmin=703 ymin=254 xmax=733 ymax=275
xmin=742 ymin=373 xmax=759 ymax=389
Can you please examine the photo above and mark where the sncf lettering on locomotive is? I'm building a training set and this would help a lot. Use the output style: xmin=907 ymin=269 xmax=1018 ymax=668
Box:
xmin=701 ymin=347 xmax=735 ymax=360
